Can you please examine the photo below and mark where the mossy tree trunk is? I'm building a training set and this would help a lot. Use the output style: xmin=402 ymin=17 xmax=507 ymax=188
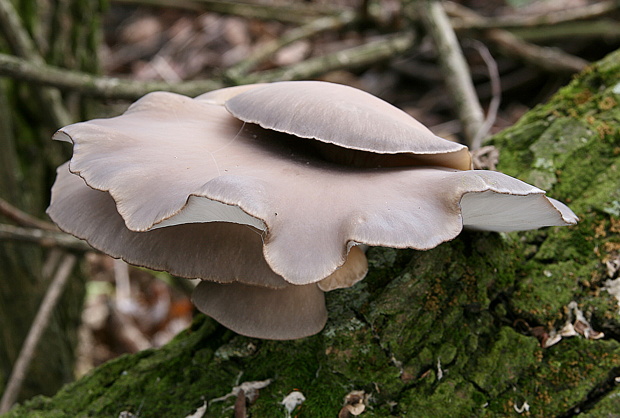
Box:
xmin=6 ymin=50 xmax=620 ymax=418
xmin=0 ymin=0 xmax=104 ymax=402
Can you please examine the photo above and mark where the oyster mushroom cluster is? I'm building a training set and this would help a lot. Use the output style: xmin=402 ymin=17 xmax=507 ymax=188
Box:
xmin=47 ymin=81 xmax=578 ymax=340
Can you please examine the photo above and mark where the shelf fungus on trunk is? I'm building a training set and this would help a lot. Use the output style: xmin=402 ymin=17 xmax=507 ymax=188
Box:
xmin=47 ymin=81 xmax=578 ymax=340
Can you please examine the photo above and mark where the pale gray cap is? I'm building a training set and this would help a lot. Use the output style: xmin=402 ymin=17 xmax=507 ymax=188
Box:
xmin=47 ymin=82 xmax=578 ymax=339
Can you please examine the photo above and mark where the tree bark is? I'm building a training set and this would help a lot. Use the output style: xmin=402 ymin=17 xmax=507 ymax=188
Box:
xmin=5 ymin=47 xmax=620 ymax=418
xmin=0 ymin=0 xmax=103 ymax=404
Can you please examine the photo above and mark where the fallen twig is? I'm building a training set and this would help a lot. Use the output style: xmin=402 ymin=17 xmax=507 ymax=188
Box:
xmin=0 ymin=198 xmax=57 ymax=231
xmin=419 ymin=0 xmax=485 ymax=149
xmin=465 ymin=40 xmax=501 ymax=150
xmin=240 ymin=31 xmax=416 ymax=84
xmin=0 ymin=53 xmax=224 ymax=99
xmin=113 ymin=0 xmax=341 ymax=24
xmin=0 ymin=254 xmax=77 ymax=413
xmin=446 ymin=0 xmax=620 ymax=30
xmin=0 ymin=0 xmax=71 ymax=127
xmin=509 ymin=20 xmax=620 ymax=42
xmin=225 ymin=10 xmax=357 ymax=80
xmin=0 ymin=223 xmax=92 ymax=252
xmin=485 ymin=29 xmax=588 ymax=73
xmin=0 ymin=30 xmax=416 ymax=99
xmin=445 ymin=3 xmax=589 ymax=73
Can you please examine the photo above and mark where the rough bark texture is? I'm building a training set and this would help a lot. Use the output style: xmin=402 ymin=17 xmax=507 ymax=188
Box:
xmin=5 ymin=49 xmax=620 ymax=417
xmin=0 ymin=0 xmax=103 ymax=402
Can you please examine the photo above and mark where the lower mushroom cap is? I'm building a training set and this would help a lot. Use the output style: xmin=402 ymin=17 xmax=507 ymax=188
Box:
xmin=460 ymin=190 xmax=579 ymax=231
xmin=47 ymin=162 xmax=289 ymax=288
xmin=192 ymin=280 xmax=327 ymax=340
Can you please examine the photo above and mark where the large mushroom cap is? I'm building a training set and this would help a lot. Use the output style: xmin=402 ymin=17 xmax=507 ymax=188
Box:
xmin=48 ymin=89 xmax=577 ymax=287
xmin=46 ymin=82 xmax=578 ymax=340
xmin=195 ymin=83 xmax=267 ymax=105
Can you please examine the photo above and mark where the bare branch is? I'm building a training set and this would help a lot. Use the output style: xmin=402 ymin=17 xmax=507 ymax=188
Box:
xmin=485 ymin=30 xmax=588 ymax=73
xmin=419 ymin=0 xmax=485 ymax=149
xmin=0 ymin=53 xmax=224 ymax=99
xmin=226 ymin=10 xmax=357 ymax=80
xmin=0 ymin=254 xmax=77 ymax=413
xmin=446 ymin=0 xmax=620 ymax=30
xmin=464 ymin=40 xmax=501 ymax=150
xmin=113 ymin=0 xmax=342 ymax=24
xmin=510 ymin=20 xmax=620 ymax=42
xmin=240 ymin=32 xmax=417 ymax=84
xmin=0 ymin=31 xmax=415 ymax=99
xmin=445 ymin=3 xmax=589 ymax=73
xmin=0 ymin=224 xmax=92 ymax=252
xmin=0 ymin=198 xmax=57 ymax=231
xmin=0 ymin=0 xmax=71 ymax=127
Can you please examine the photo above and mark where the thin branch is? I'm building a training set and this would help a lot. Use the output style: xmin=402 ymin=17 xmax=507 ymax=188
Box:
xmin=0 ymin=0 xmax=41 ymax=59
xmin=446 ymin=0 xmax=620 ymax=30
xmin=0 ymin=224 xmax=92 ymax=252
xmin=465 ymin=40 xmax=501 ymax=150
xmin=0 ymin=53 xmax=224 ymax=99
xmin=239 ymin=31 xmax=417 ymax=84
xmin=509 ymin=20 xmax=620 ymax=42
xmin=225 ymin=10 xmax=357 ymax=80
xmin=419 ymin=0 xmax=485 ymax=149
xmin=42 ymin=249 xmax=65 ymax=281
xmin=485 ymin=30 xmax=588 ymax=73
xmin=0 ymin=81 xmax=20 ymax=202
xmin=0 ymin=0 xmax=71 ymax=127
xmin=445 ymin=3 xmax=589 ymax=73
xmin=0 ymin=198 xmax=57 ymax=231
xmin=0 ymin=31 xmax=415 ymax=99
xmin=113 ymin=0 xmax=341 ymax=25
xmin=0 ymin=254 xmax=77 ymax=413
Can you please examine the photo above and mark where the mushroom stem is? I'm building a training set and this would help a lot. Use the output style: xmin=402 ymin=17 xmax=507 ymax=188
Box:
xmin=318 ymin=246 xmax=369 ymax=292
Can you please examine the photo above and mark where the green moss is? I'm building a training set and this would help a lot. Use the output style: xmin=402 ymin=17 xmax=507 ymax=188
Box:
xmin=468 ymin=327 xmax=538 ymax=397
xmin=398 ymin=378 xmax=483 ymax=417
xmin=6 ymin=317 xmax=236 ymax=418
xmin=582 ymin=386 xmax=620 ymax=417
xmin=497 ymin=338 xmax=620 ymax=417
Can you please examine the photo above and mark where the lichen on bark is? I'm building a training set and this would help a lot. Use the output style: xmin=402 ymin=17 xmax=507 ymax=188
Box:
xmin=6 ymin=49 xmax=620 ymax=417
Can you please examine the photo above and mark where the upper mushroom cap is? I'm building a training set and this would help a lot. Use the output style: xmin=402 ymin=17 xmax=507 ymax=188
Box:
xmin=195 ymin=83 xmax=267 ymax=105
xmin=217 ymin=81 xmax=472 ymax=170
xmin=47 ymin=88 xmax=577 ymax=288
